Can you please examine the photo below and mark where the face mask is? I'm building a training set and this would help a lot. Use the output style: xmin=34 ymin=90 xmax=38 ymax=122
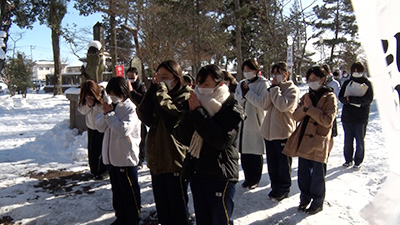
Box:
xmin=110 ymin=95 xmax=122 ymax=104
xmin=162 ymin=79 xmax=175 ymax=91
xmin=352 ymin=72 xmax=363 ymax=78
xmin=275 ymin=74 xmax=284 ymax=83
xmin=197 ymin=87 xmax=215 ymax=96
xmin=127 ymin=78 xmax=136 ymax=83
xmin=244 ymin=72 xmax=256 ymax=80
xmin=308 ymin=80 xmax=322 ymax=91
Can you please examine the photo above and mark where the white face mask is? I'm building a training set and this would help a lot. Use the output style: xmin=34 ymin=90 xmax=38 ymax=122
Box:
xmin=162 ymin=79 xmax=176 ymax=91
xmin=352 ymin=72 xmax=363 ymax=78
xmin=197 ymin=87 xmax=215 ymax=96
xmin=244 ymin=71 xmax=256 ymax=80
xmin=274 ymin=74 xmax=284 ymax=83
xmin=127 ymin=78 xmax=136 ymax=83
xmin=110 ymin=95 xmax=122 ymax=104
xmin=308 ymin=80 xmax=322 ymax=91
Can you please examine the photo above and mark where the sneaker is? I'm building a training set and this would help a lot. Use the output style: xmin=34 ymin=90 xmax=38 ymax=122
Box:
xmin=342 ymin=161 xmax=353 ymax=167
xmin=353 ymin=164 xmax=362 ymax=171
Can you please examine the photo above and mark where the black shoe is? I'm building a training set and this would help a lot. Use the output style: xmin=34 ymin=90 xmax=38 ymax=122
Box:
xmin=111 ymin=218 xmax=125 ymax=225
xmin=269 ymin=192 xmax=289 ymax=202
xmin=342 ymin=161 xmax=353 ymax=167
xmin=298 ymin=201 xmax=310 ymax=212
xmin=268 ymin=190 xmax=276 ymax=198
xmin=241 ymin=181 xmax=249 ymax=188
xmin=248 ymin=183 xmax=258 ymax=190
xmin=306 ymin=204 xmax=323 ymax=215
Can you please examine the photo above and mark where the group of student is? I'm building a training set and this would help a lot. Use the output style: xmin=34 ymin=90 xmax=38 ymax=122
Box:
xmin=77 ymin=58 xmax=373 ymax=225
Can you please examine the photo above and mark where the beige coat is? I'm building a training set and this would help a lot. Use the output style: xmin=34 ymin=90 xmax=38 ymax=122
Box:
xmin=245 ymin=81 xmax=299 ymax=141
xmin=282 ymin=90 xmax=337 ymax=163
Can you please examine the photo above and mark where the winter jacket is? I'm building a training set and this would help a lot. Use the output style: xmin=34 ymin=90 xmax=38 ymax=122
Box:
xmin=339 ymin=76 xmax=374 ymax=124
xmin=95 ymin=98 xmax=141 ymax=167
xmin=235 ymin=76 xmax=268 ymax=155
xmin=174 ymin=94 xmax=246 ymax=182
xmin=130 ymin=79 xmax=147 ymax=106
xmin=245 ymin=80 xmax=299 ymax=141
xmin=137 ymin=82 xmax=191 ymax=174
xmin=326 ymin=75 xmax=341 ymax=98
xmin=78 ymin=103 xmax=103 ymax=130
xmin=282 ymin=88 xmax=337 ymax=163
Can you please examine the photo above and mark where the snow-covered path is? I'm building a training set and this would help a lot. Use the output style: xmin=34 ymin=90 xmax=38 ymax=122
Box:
xmin=0 ymin=91 xmax=388 ymax=224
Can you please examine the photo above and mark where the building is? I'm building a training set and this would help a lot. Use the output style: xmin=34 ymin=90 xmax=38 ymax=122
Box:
xmin=31 ymin=60 xmax=69 ymax=81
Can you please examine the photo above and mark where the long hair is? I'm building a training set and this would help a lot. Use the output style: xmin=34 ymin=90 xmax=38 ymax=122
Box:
xmin=106 ymin=77 xmax=131 ymax=100
xmin=79 ymin=80 xmax=103 ymax=105
xmin=156 ymin=60 xmax=184 ymax=88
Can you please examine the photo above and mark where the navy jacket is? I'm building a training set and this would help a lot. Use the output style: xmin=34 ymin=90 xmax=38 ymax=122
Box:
xmin=339 ymin=76 xmax=374 ymax=124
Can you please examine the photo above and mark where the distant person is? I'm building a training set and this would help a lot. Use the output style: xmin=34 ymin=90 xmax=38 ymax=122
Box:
xmin=235 ymin=59 xmax=268 ymax=189
xmin=250 ymin=61 xmax=299 ymax=201
xmin=173 ymin=64 xmax=245 ymax=225
xmin=341 ymin=70 xmax=350 ymax=85
xmin=322 ymin=64 xmax=340 ymax=137
xmin=332 ymin=70 xmax=341 ymax=84
xmin=126 ymin=67 xmax=147 ymax=169
xmin=137 ymin=60 xmax=191 ymax=225
xmin=95 ymin=77 xmax=141 ymax=225
xmin=223 ymin=70 xmax=238 ymax=93
xmin=339 ymin=62 xmax=374 ymax=170
xmin=283 ymin=65 xmax=337 ymax=215
xmin=183 ymin=73 xmax=195 ymax=88
xmin=322 ymin=64 xmax=340 ymax=98
xmin=78 ymin=80 xmax=107 ymax=179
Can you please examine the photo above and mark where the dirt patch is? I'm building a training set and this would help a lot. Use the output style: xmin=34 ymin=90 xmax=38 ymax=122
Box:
xmin=0 ymin=215 xmax=20 ymax=225
xmin=28 ymin=169 xmax=95 ymax=196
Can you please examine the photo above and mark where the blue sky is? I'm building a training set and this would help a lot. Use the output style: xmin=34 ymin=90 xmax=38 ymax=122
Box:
xmin=8 ymin=3 xmax=103 ymax=65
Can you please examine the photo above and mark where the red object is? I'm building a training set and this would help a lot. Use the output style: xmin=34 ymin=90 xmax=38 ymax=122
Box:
xmin=116 ymin=65 xmax=124 ymax=77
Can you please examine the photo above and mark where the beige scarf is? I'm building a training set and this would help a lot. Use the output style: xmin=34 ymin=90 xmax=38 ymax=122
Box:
xmin=188 ymin=84 xmax=230 ymax=158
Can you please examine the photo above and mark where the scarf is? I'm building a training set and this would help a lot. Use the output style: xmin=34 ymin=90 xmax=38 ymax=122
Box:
xmin=188 ymin=84 xmax=230 ymax=158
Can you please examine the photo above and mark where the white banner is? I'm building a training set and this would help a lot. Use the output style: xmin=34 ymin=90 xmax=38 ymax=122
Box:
xmin=352 ymin=0 xmax=400 ymax=224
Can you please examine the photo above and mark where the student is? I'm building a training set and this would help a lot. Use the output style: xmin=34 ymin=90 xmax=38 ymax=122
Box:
xmin=283 ymin=65 xmax=337 ymax=215
xmin=245 ymin=62 xmax=299 ymax=201
xmin=137 ymin=60 xmax=192 ymax=225
xmin=339 ymin=62 xmax=374 ymax=170
xmin=95 ymin=77 xmax=141 ymax=225
xmin=126 ymin=67 xmax=148 ymax=169
xmin=235 ymin=59 xmax=268 ymax=189
xmin=78 ymin=80 xmax=106 ymax=179
xmin=174 ymin=64 xmax=245 ymax=225
xmin=223 ymin=70 xmax=238 ymax=93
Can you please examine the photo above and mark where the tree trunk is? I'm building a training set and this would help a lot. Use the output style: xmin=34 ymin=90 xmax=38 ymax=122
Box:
xmin=330 ymin=0 xmax=340 ymax=63
xmin=234 ymin=0 xmax=243 ymax=80
xmin=0 ymin=0 xmax=13 ymax=74
xmin=110 ymin=0 xmax=118 ymax=77
xmin=50 ymin=0 xmax=62 ymax=95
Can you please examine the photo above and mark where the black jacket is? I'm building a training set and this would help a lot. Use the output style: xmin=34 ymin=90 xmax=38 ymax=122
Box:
xmin=339 ymin=76 xmax=374 ymax=124
xmin=130 ymin=79 xmax=147 ymax=106
xmin=174 ymin=94 xmax=245 ymax=182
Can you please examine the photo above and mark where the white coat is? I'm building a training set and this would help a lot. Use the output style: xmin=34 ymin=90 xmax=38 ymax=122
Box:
xmin=235 ymin=76 xmax=268 ymax=155
xmin=95 ymin=98 xmax=141 ymax=167
xmin=245 ymin=81 xmax=299 ymax=141
xmin=78 ymin=103 xmax=103 ymax=130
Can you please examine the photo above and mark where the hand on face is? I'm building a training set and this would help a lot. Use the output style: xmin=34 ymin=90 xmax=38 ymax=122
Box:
xmin=85 ymin=96 xmax=95 ymax=107
xmin=102 ymin=102 xmax=114 ymax=114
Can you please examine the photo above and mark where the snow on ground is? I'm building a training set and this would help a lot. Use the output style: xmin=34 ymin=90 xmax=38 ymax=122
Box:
xmin=0 ymin=87 xmax=389 ymax=225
